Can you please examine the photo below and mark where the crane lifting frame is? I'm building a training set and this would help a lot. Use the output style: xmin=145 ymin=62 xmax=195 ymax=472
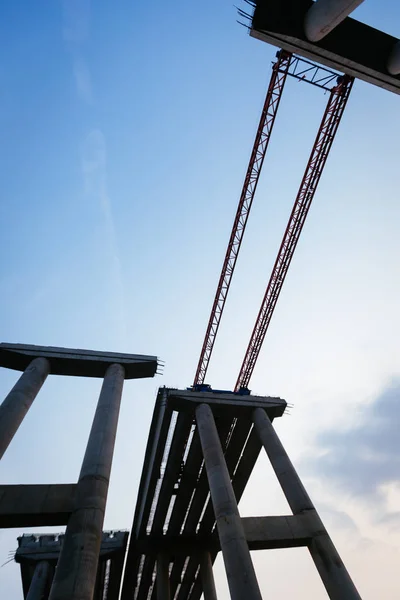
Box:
xmin=236 ymin=74 xmax=354 ymax=390
xmin=194 ymin=51 xmax=350 ymax=388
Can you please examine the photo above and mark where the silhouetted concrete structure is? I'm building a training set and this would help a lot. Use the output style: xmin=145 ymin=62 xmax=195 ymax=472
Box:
xmin=3 ymin=348 xmax=361 ymax=599
xmin=49 ymin=363 xmax=125 ymax=600
xmin=250 ymin=0 xmax=400 ymax=94
xmin=0 ymin=343 xmax=157 ymax=600
xmin=16 ymin=531 xmax=128 ymax=600
xmin=121 ymin=387 xmax=361 ymax=600
xmin=196 ymin=402 xmax=262 ymax=600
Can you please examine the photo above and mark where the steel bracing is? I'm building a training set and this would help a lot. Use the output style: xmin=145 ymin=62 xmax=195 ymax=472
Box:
xmin=193 ymin=50 xmax=292 ymax=386
xmin=235 ymin=74 xmax=354 ymax=391
xmin=194 ymin=51 xmax=350 ymax=389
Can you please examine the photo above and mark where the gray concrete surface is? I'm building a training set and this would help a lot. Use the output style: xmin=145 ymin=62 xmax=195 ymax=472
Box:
xmin=253 ymin=407 xmax=362 ymax=600
xmin=200 ymin=552 xmax=218 ymax=600
xmin=0 ymin=483 xmax=76 ymax=528
xmin=49 ymin=363 xmax=125 ymax=600
xmin=196 ymin=403 xmax=262 ymax=600
xmin=0 ymin=356 xmax=49 ymax=459
xmin=26 ymin=561 xmax=50 ymax=600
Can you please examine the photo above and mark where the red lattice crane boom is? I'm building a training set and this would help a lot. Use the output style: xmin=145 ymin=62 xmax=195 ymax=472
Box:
xmin=235 ymin=74 xmax=354 ymax=391
xmin=193 ymin=50 xmax=292 ymax=386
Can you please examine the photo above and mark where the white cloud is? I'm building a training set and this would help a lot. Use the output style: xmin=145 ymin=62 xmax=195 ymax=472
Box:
xmin=72 ymin=57 xmax=93 ymax=104
xmin=62 ymin=0 xmax=91 ymax=44
xmin=62 ymin=0 xmax=93 ymax=104
xmin=304 ymin=379 xmax=400 ymax=532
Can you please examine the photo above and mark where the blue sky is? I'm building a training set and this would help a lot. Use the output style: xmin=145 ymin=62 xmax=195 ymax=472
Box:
xmin=1 ymin=1 xmax=400 ymax=598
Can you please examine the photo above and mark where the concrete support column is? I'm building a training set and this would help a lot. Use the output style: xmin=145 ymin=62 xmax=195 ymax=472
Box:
xmin=49 ymin=363 xmax=125 ymax=600
xmin=196 ymin=403 xmax=262 ymax=600
xmin=200 ymin=552 xmax=218 ymax=600
xmin=0 ymin=357 xmax=49 ymax=459
xmin=252 ymin=407 xmax=361 ymax=600
xmin=27 ymin=561 xmax=50 ymax=600
xmin=156 ymin=554 xmax=170 ymax=600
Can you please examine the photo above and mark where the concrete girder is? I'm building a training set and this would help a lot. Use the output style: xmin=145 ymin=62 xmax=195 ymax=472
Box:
xmin=304 ymin=0 xmax=365 ymax=42
xmin=388 ymin=41 xmax=400 ymax=75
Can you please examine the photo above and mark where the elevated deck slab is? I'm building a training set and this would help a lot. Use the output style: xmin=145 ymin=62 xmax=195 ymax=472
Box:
xmin=0 ymin=343 xmax=158 ymax=379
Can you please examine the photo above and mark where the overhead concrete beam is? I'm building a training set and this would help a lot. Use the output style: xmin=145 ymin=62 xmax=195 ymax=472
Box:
xmin=168 ymin=388 xmax=286 ymax=418
xmin=251 ymin=0 xmax=400 ymax=95
xmin=388 ymin=41 xmax=400 ymax=75
xmin=304 ymin=0 xmax=365 ymax=42
xmin=135 ymin=515 xmax=311 ymax=556
xmin=0 ymin=342 xmax=158 ymax=379
xmin=243 ymin=515 xmax=311 ymax=550
xmin=0 ymin=484 xmax=76 ymax=528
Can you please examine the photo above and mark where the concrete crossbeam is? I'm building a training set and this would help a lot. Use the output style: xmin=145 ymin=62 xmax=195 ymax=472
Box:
xmin=244 ymin=515 xmax=311 ymax=550
xmin=168 ymin=389 xmax=286 ymax=417
xmin=0 ymin=342 xmax=158 ymax=379
xmin=135 ymin=514 xmax=311 ymax=555
xmin=0 ymin=484 xmax=76 ymax=528
xmin=388 ymin=41 xmax=400 ymax=75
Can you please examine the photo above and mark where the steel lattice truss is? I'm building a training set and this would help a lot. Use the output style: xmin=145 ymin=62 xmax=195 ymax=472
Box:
xmin=235 ymin=74 xmax=354 ymax=391
xmin=193 ymin=50 xmax=292 ymax=386
xmin=284 ymin=55 xmax=340 ymax=90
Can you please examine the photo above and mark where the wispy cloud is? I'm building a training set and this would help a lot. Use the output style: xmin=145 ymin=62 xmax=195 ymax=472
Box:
xmin=306 ymin=380 xmax=400 ymax=516
xmin=72 ymin=56 xmax=93 ymax=104
xmin=377 ymin=511 xmax=400 ymax=530
xmin=318 ymin=504 xmax=375 ymax=550
xmin=81 ymin=129 xmax=128 ymax=344
xmin=62 ymin=3 xmax=127 ymax=344
xmin=62 ymin=0 xmax=93 ymax=104
xmin=319 ymin=504 xmax=359 ymax=534
xmin=62 ymin=0 xmax=90 ymax=44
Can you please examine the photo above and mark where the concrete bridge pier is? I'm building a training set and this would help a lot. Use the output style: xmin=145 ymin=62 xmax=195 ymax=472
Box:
xmin=252 ymin=407 xmax=362 ymax=600
xmin=26 ymin=561 xmax=50 ymax=600
xmin=196 ymin=402 xmax=262 ymax=600
xmin=0 ymin=357 xmax=49 ymax=459
xmin=200 ymin=552 xmax=218 ymax=600
xmin=49 ymin=363 xmax=125 ymax=600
